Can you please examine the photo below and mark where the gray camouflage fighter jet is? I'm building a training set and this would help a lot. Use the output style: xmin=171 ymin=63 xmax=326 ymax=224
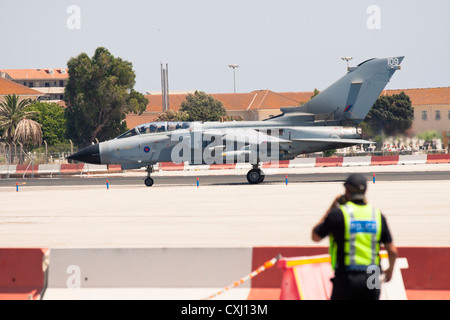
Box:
xmin=68 ymin=56 xmax=404 ymax=186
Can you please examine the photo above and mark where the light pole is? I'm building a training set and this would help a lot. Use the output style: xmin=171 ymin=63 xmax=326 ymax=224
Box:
xmin=228 ymin=64 xmax=239 ymax=93
xmin=341 ymin=57 xmax=353 ymax=71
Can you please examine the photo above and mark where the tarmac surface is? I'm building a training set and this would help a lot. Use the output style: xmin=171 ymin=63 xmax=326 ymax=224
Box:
xmin=1 ymin=163 xmax=449 ymax=249
xmin=2 ymin=170 xmax=450 ymax=187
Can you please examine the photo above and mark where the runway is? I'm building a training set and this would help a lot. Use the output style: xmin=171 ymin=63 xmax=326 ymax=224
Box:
xmin=0 ymin=164 xmax=449 ymax=248
xmin=2 ymin=169 xmax=450 ymax=187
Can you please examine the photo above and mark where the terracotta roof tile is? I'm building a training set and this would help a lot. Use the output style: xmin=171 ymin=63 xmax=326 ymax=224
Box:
xmin=0 ymin=69 xmax=69 ymax=80
xmin=143 ymin=90 xmax=313 ymax=113
xmin=144 ymin=94 xmax=188 ymax=112
xmin=125 ymin=113 xmax=159 ymax=128
xmin=384 ymin=87 xmax=450 ymax=105
xmin=0 ymin=77 xmax=42 ymax=95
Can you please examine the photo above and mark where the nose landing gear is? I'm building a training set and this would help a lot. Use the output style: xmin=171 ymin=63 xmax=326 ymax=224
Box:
xmin=144 ymin=165 xmax=154 ymax=187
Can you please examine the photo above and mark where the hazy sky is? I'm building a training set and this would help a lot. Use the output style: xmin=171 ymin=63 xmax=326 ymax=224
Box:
xmin=1 ymin=0 xmax=449 ymax=94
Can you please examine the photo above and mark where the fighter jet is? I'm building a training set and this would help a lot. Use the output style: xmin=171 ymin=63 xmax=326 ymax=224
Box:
xmin=68 ymin=56 xmax=403 ymax=186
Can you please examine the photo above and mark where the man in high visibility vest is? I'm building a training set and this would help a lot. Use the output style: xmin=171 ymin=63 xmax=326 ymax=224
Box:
xmin=312 ymin=173 xmax=398 ymax=300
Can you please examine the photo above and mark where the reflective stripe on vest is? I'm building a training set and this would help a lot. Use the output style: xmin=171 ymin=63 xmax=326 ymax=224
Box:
xmin=341 ymin=202 xmax=382 ymax=271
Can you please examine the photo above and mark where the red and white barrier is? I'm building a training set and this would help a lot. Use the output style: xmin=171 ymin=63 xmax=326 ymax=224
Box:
xmin=0 ymin=248 xmax=49 ymax=300
xmin=159 ymin=154 xmax=450 ymax=171
xmin=0 ymin=154 xmax=448 ymax=176
xmin=1 ymin=246 xmax=448 ymax=300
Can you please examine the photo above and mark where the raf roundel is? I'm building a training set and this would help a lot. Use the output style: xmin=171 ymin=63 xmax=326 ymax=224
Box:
xmin=143 ymin=146 xmax=150 ymax=153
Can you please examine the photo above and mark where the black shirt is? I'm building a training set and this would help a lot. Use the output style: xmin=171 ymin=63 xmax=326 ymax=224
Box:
xmin=314 ymin=201 xmax=393 ymax=275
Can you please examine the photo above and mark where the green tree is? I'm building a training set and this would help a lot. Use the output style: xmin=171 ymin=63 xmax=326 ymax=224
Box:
xmin=155 ymin=110 xmax=190 ymax=122
xmin=180 ymin=91 xmax=227 ymax=122
xmin=311 ymin=88 xmax=320 ymax=99
xmin=415 ymin=130 xmax=442 ymax=141
xmin=0 ymin=94 xmax=42 ymax=145
xmin=361 ymin=91 xmax=413 ymax=137
xmin=26 ymin=101 xmax=67 ymax=145
xmin=64 ymin=47 xmax=148 ymax=145
xmin=220 ymin=114 xmax=244 ymax=121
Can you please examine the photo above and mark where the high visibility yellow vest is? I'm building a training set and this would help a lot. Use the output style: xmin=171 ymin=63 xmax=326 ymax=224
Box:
xmin=329 ymin=202 xmax=382 ymax=271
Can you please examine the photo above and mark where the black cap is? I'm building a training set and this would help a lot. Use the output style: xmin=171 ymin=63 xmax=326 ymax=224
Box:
xmin=344 ymin=173 xmax=367 ymax=193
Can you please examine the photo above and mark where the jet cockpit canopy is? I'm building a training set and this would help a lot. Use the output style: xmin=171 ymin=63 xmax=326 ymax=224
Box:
xmin=117 ymin=121 xmax=191 ymax=139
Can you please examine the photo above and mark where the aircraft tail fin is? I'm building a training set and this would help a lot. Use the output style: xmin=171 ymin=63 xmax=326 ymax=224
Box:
xmin=275 ymin=56 xmax=404 ymax=125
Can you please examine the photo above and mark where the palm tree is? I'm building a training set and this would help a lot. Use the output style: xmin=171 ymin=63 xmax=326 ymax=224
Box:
xmin=0 ymin=94 xmax=42 ymax=145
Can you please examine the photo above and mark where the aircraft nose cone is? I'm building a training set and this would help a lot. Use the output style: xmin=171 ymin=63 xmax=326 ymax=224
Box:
xmin=67 ymin=144 xmax=101 ymax=164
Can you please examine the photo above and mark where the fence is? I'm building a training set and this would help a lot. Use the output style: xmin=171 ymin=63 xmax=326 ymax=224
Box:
xmin=0 ymin=151 xmax=73 ymax=166
xmin=0 ymin=142 xmax=77 ymax=165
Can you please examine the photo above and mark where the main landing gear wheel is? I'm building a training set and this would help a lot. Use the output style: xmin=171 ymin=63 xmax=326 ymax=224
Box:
xmin=247 ymin=168 xmax=265 ymax=184
xmin=258 ymin=171 xmax=265 ymax=183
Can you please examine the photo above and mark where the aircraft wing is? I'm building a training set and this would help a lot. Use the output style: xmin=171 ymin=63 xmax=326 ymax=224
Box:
xmin=205 ymin=130 xmax=372 ymax=147
xmin=292 ymin=138 xmax=375 ymax=145
xmin=220 ymin=129 xmax=291 ymax=145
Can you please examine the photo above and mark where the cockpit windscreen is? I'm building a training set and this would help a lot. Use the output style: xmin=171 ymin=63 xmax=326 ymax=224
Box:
xmin=117 ymin=122 xmax=191 ymax=139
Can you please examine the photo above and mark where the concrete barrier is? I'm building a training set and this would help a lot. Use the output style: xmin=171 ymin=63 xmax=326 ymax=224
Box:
xmin=38 ymin=164 xmax=60 ymax=175
xmin=60 ymin=164 xmax=84 ymax=174
xmin=371 ymin=155 xmax=399 ymax=166
xmin=159 ymin=162 xmax=185 ymax=171
xmin=0 ymin=248 xmax=48 ymax=300
xmin=262 ymin=161 xmax=290 ymax=169
xmin=397 ymin=247 xmax=450 ymax=291
xmin=288 ymin=158 xmax=316 ymax=168
xmin=184 ymin=163 xmax=210 ymax=171
xmin=315 ymin=157 xmax=343 ymax=167
xmin=42 ymin=248 xmax=253 ymax=300
xmin=107 ymin=165 xmax=123 ymax=172
xmin=210 ymin=163 xmax=236 ymax=170
xmin=0 ymin=154 xmax=449 ymax=178
xmin=343 ymin=156 xmax=372 ymax=167
xmin=398 ymin=155 xmax=427 ymax=165
xmin=83 ymin=164 xmax=109 ymax=173
xmin=0 ymin=165 xmax=16 ymax=176
xmin=235 ymin=163 xmax=253 ymax=170
xmin=427 ymin=154 xmax=450 ymax=164
xmin=15 ymin=164 xmax=39 ymax=176
xmin=1 ymin=246 xmax=448 ymax=300
xmin=251 ymin=246 xmax=450 ymax=300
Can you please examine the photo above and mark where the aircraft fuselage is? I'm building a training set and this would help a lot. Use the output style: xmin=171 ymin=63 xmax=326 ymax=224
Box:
xmin=89 ymin=121 xmax=363 ymax=170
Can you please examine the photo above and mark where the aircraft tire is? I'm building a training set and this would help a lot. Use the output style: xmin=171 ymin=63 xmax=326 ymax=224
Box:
xmin=247 ymin=169 xmax=262 ymax=184
xmin=258 ymin=170 xmax=265 ymax=183
xmin=144 ymin=177 xmax=154 ymax=187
